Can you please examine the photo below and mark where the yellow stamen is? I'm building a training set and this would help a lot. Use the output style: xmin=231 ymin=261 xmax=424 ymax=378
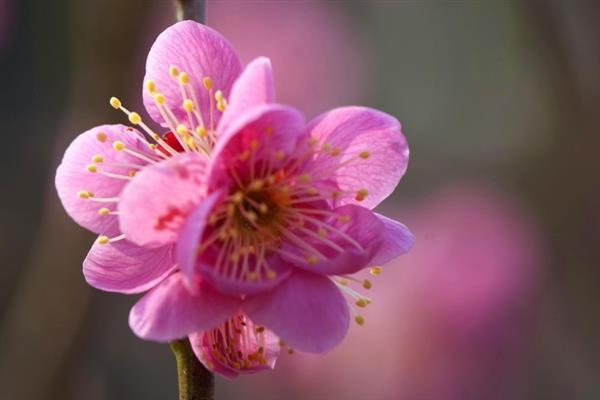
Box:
xmin=203 ymin=77 xmax=213 ymax=90
xmin=109 ymin=97 xmax=121 ymax=109
xmin=370 ymin=266 xmax=382 ymax=276
xmin=146 ymin=80 xmax=156 ymax=94
xmin=98 ymin=208 xmax=110 ymax=216
xmin=178 ymin=72 xmax=189 ymax=85
xmin=92 ymin=154 xmax=104 ymax=163
xmin=355 ymin=315 xmax=365 ymax=326
xmin=97 ymin=235 xmax=110 ymax=245
xmin=128 ymin=112 xmax=141 ymax=125
xmin=169 ymin=65 xmax=179 ymax=77
xmin=86 ymin=164 xmax=97 ymax=173
xmin=182 ymin=99 xmax=194 ymax=112
xmin=362 ymin=279 xmax=372 ymax=289
xmin=355 ymin=188 xmax=369 ymax=202
xmin=96 ymin=132 xmax=107 ymax=142
xmin=359 ymin=150 xmax=370 ymax=159
xmin=113 ymin=141 xmax=125 ymax=151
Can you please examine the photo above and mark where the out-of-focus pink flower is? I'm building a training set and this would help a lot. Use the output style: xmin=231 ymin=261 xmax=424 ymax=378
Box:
xmin=208 ymin=1 xmax=369 ymax=118
xmin=55 ymin=21 xmax=413 ymax=377
xmin=231 ymin=184 xmax=540 ymax=397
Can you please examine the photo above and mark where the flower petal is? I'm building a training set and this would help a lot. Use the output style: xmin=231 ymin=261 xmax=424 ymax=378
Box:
xmin=119 ymin=152 xmax=208 ymax=248
xmin=176 ymin=190 xmax=224 ymax=281
xmin=218 ymin=57 xmax=275 ymax=133
xmin=129 ymin=272 xmax=241 ymax=342
xmin=244 ymin=271 xmax=349 ymax=353
xmin=189 ymin=312 xmax=280 ymax=379
xmin=306 ymin=106 xmax=408 ymax=209
xmin=281 ymin=205 xmax=385 ymax=276
xmin=371 ymin=213 xmax=415 ymax=265
xmin=84 ymin=222 xmax=176 ymax=294
xmin=55 ymin=124 xmax=152 ymax=234
xmin=209 ymin=103 xmax=306 ymax=189
xmin=142 ymin=21 xmax=242 ymax=128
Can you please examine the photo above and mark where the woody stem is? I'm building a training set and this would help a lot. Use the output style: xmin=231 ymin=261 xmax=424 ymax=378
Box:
xmin=170 ymin=338 xmax=215 ymax=400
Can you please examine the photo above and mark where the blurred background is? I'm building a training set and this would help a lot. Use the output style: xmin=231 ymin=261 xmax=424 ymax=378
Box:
xmin=1 ymin=1 xmax=599 ymax=399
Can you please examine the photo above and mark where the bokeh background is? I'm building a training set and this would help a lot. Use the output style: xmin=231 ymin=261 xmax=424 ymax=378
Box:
xmin=1 ymin=1 xmax=599 ymax=399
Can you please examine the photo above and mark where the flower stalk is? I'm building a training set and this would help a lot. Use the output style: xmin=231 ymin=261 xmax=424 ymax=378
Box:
xmin=170 ymin=338 xmax=215 ymax=400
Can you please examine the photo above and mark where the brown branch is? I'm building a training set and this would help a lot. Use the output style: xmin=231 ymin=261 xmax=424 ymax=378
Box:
xmin=174 ymin=0 xmax=206 ymax=23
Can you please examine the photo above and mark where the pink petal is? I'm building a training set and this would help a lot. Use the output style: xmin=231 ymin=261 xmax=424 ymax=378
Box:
xmin=244 ymin=271 xmax=349 ymax=353
xmin=209 ymin=103 xmax=305 ymax=189
xmin=142 ymin=21 xmax=242 ymax=128
xmin=218 ymin=57 xmax=275 ymax=133
xmin=280 ymin=205 xmax=385 ymax=276
xmin=129 ymin=272 xmax=241 ymax=342
xmin=189 ymin=312 xmax=280 ymax=378
xmin=176 ymin=190 xmax=224 ymax=281
xmin=55 ymin=125 xmax=151 ymax=234
xmin=84 ymin=222 xmax=176 ymax=294
xmin=306 ymin=106 xmax=408 ymax=209
xmin=371 ymin=213 xmax=415 ymax=265
xmin=119 ymin=152 xmax=208 ymax=248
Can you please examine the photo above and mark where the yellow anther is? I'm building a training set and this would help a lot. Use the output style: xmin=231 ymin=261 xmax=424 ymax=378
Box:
xmin=306 ymin=255 xmax=319 ymax=265
xmin=152 ymin=133 xmax=160 ymax=141
xmin=321 ymin=143 xmax=332 ymax=152
xmin=96 ymin=132 xmax=107 ymax=142
xmin=186 ymin=137 xmax=196 ymax=149
xmin=86 ymin=164 xmax=97 ymax=173
xmin=308 ymin=137 xmax=318 ymax=146
xmin=215 ymin=90 xmax=224 ymax=102
xmin=288 ymin=348 xmax=295 ymax=355
xmin=246 ymin=211 xmax=258 ymax=222
xmin=182 ymin=99 xmax=194 ymax=112
xmin=195 ymin=127 xmax=208 ymax=138
xmin=128 ymin=170 xmax=137 ymax=177
xmin=176 ymin=124 xmax=189 ymax=136
xmin=217 ymin=101 xmax=226 ymax=112
xmin=355 ymin=188 xmax=369 ymax=202
xmin=258 ymin=203 xmax=268 ymax=214
xmin=109 ymin=97 xmax=121 ymax=109
xmin=359 ymin=150 xmax=370 ymax=159
xmin=256 ymin=326 xmax=265 ymax=333
xmin=362 ymin=279 xmax=372 ymax=289
xmin=274 ymin=150 xmax=285 ymax=161
xmin=98 ymin=207 xmax=110 ymax=216
xmin=232 ymin=191 xmax=244 ymax=203
xmin=298 ymin=174 xmax=310 ymax=184
xmin=77 ymin=190 xmax=91 ymax=199
xmin=128 ymin=112 xmax=141 ymax=125
xmin=266 ymin=269 xmax=277 ymax=280
xmin=91 ymin=154 xmax=104 ymax=163
xmin=148 ymin=143 xmax=157 ymax=151
xmin=178 ymin=72 xmax=189 ymax=85
xmin=307 ymin=187 xmax=318 ymax=196
xmin=355 ymin=315 xmax=365 ymax=326
xmin=338 ymin=215 xmax=351 ymax=224
xmin=202 ymin=76 xmax=213 ymax=90
xmin=355 ymin=298 xmax=368 ymax=308
xmin=331 ymin=147 xmax=342 ymax=156
xmin=317 ymin=228 xmax=327 ymax=237
xmin=331 ymin=191 xmax=340 ymax=200
xmin=370 ymin=266 xmax=382 ymax=276
xmin=249 ymin=179 xmax=264 ymax=191
xmin=97 ymin=235 xmax=110 ymax=245
xmin=113 ymin=141 xmax=125 ymax=151
xmin=154 ymin=93 xmax=166 ymax=104
xmin=169 ymin=65 xmax=179 ymax=77
xmin=337 ymin=278 xmax=348 ymax=286
xmin=146 ymin=80 xmax=156 ymax=94
xmin=246 ymin=271 xmax=258 ymax=281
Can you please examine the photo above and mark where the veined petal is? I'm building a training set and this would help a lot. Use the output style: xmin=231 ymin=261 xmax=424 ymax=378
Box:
xmin=84 ymin=222 xmax=176 ymax=294
xmin=177 ymin=190 xmax=224 ymax=281
xmin=244 ymin=271 xmax=349 ymax=353
xmin=189 ymin=312 xmax=280 ymax=378
xmin=281 ymin=205 xmax=385 ymax=276
xmin=306 ymin=106 xmax=408 ymax=209
xmin=209 ymin=103 xmax=306 ymax=189
xmin=142 ymin=21 xmax=242 ymax=128
xmin=119 ymin=152 xmax=208 ymax=248
xmin=371 ymin=213 xmax=415 ymax=265
xmin=55 ymin=124 xmax=152 ymax=234
xmin=129 ymin=272 xmax=240 ymax=342
xmin=218 ymin=57 xmax=275 ymax=133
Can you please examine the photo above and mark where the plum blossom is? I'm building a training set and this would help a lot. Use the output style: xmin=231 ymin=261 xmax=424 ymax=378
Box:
xmin=55 ymin=21 xmax=413 ymax=376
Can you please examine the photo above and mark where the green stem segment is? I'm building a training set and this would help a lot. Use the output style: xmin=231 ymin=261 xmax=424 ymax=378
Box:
xmin=174 ymin=0 xmax=206 ymax=22
xmin=170 ymin=338 xmax=215 ymax=400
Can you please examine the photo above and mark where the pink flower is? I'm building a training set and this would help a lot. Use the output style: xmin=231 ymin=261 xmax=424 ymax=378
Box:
xmin=55 ymin=21 xmax=413 ymax=376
